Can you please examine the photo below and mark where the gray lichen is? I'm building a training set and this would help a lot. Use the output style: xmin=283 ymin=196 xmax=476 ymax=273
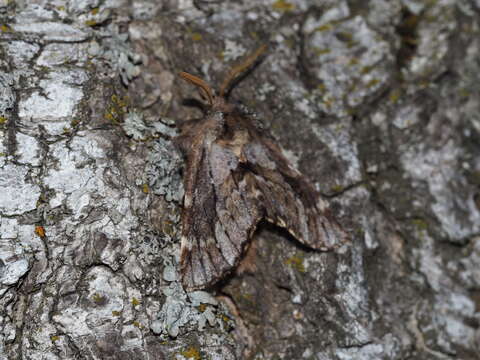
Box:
xmin=151 ymin=281 xmax=223 ymax=338
xmin=0 ymin=72 xmax=15 ymax=116
xmin=145 ymin=137 xmax=184 ymax=203
xmin=99 ymin=26 xmax=143 ymax=86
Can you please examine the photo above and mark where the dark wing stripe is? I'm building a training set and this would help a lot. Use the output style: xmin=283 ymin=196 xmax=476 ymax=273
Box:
xmin=191 ymin=243 xmax=206 ymax=287
xmin=203 ymin=176 xmax=228 ymax=277
xmin=216 ymin=200 xmax=242 ymax=255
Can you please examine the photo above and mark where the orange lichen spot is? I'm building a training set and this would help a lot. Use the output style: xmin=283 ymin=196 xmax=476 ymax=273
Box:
xmin=35 ymin=226 xmax=46 ymax=238
xmin=142 ymin=184 xmax=149 ymax=194
xmin=272 ymin=0 xmax=295 ymax=12
xmin=50 ymin=335 xmax=60 ymax=342
xmin=112 ymin=310 xmax=121 ymax=316
xmin=181 ymin=347 xmax=201 ymax=360
xmin=197 ymin=303 xmax=207 ymax=312
xmin=0 ymin=116 xmax=7 ymax=124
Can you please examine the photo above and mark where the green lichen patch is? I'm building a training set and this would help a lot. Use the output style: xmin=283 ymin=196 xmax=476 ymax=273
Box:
xmin=180 ymin=346 xmax=201 ymax=360
xmin=191 ymin=32 xmax=202 ymax=41
xmin=315 ymin=23 xmax=333 ymax=32
xmin=133 ymin=321 xmax=142 ymax=328
xmin=50 ymin=335 xmax=60 ymax=342
xmin=389 ymin=89 xmax=402 ymax=103
xmin=330 ymin=184 xmax=344 ymax=193
xmin=284 ymin=254 xmax=306 ymax=273
xmin=411 ymin=218 xmax=429 ymax=231
xmin=0 ymin=24 xmax=12 ymax=32
xmin=131 ymin=297 xmax=141 ymax=306
xmin=162 ymin=219 xmax=176 ymax=237
xmin=366 ymin=78 xmax=380 ymax=88
xmin=104 ymin=94 xmax=129 ymax=123
xmin=85 ymin=20 xmax=98 ymax=27
xmin=272 ymin=0 xmax=295 ymax=12
xmin=313 ymin=48 xmax=331 ymax=56
xmin=92 ymin=293 xmax=107 ymax=305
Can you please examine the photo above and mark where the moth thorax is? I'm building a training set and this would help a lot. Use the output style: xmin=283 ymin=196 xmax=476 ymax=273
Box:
xmin=212 ymin=96 xmax=234 ymax=113
xmin=204 ymin=112 xmax=226 ymax=140
xmin=211 ymin=111 xmax=225 ymax=123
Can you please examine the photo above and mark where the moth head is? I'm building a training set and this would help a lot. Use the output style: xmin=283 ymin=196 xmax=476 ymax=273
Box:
xmin=179 ymin=45 xmax=267 ymax=114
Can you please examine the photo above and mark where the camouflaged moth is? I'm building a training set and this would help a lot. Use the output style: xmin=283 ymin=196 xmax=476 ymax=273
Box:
xmin=176 ymin=46 xmax=348 ymax=290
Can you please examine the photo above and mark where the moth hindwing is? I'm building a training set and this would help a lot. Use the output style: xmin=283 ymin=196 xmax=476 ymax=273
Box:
xmin=176 ymin=47 xmax=348 ymax=290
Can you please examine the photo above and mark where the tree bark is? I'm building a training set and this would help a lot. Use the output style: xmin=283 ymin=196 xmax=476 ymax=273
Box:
xmin=1 ymin=1 xmax=479 ymax=359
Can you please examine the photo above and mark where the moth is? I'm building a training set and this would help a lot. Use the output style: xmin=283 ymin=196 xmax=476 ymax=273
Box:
xmin=175 ymin=46 xmax=348 ymax=290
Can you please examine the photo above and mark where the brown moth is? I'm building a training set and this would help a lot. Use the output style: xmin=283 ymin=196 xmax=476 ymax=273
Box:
xmin=175 ymin=46 xmax=348 ymax=290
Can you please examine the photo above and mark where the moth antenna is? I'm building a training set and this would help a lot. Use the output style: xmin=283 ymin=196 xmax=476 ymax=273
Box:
xmin=179 ymin=71 xmax=214 ymax=107
xmin=219 ymin=44 xmax=268 ymax=98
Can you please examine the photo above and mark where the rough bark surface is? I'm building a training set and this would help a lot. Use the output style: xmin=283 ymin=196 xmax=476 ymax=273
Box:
xmin=1 ymin=1 xmax=480 ymax=359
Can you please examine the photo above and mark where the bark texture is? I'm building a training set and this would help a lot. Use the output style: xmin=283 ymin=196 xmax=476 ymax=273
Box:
xmin=1 ymin=0 xmax=479 ymax=359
